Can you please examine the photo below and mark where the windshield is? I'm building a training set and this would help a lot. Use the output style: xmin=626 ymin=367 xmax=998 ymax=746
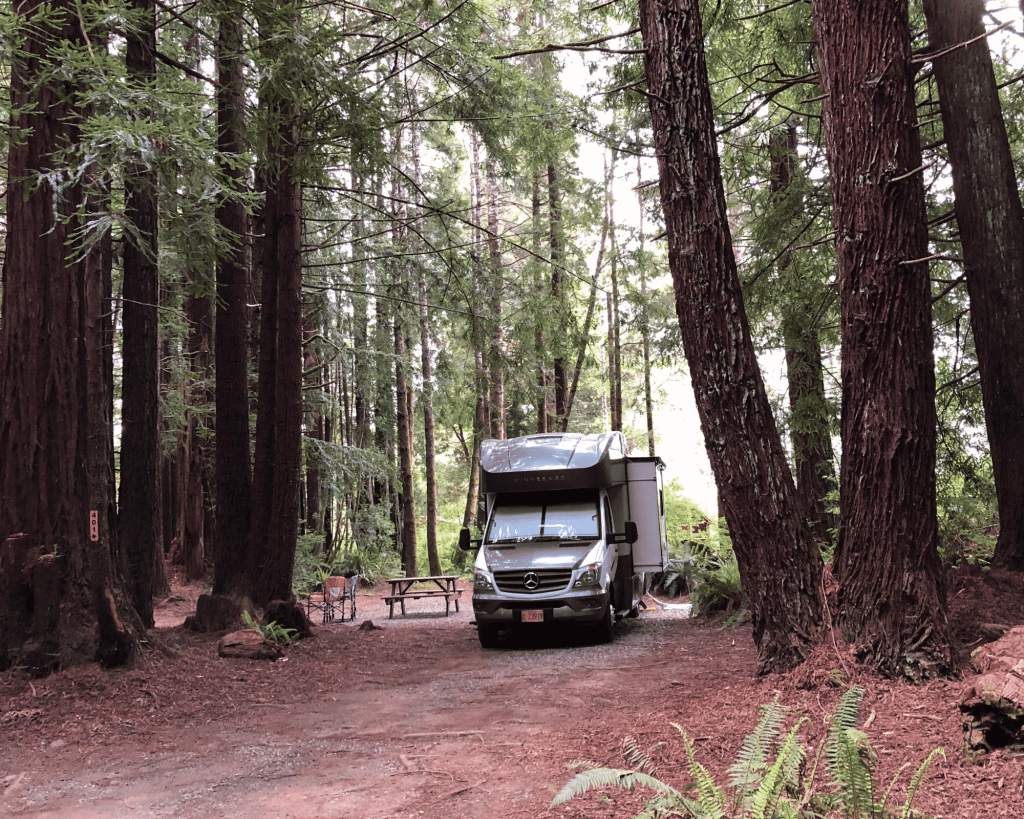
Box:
xmin=485 ymin=490 xmax=600 ymax=543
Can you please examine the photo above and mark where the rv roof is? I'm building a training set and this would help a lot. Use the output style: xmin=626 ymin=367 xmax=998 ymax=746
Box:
xmin=480 ymin=431 xmax=628 ymax=474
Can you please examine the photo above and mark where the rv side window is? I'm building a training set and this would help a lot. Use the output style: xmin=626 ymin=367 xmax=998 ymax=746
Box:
xmin=485 ymin=490 xmax=600 ymax=543
xmin=604 ymin=499 xmax=614 ymax=540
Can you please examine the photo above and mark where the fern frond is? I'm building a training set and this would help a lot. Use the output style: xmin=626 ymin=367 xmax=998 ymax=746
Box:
xmin=564 ymin=758 xmax=602 ymax=771
xmin=623 ymin=735 xmax=662 ymax=777
xmin=897 ymin=747 xmax=945 ymax=819
xmin=829 ymin=727 xmax=878 ymax=818
xmin=682 ymin=732 xmax=728 ymax=819
xmin=549 ymin=767 xmax=681 ymax=807
xmin=825 ymin=686 xmax=866 ymax=779
xmin=728 ymin=694 xmax=789 ymax=790
xmin=750 ymin=723 xmax=805 ymax=819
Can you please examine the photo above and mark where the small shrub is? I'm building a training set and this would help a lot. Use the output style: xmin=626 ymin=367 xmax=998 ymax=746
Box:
xmin=242 ymin=611 xmax=298 ymax=645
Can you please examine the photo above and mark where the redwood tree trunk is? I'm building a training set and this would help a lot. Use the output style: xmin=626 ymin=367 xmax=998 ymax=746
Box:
xmin=213 ymin=0 xmax=252 ymax=595
xmin=922 ymin=0 xmax=1024 ymax=571
xmin=119 ymin=0 xmax=160 ymax=627
xmin=0 ymin=0 xmax=117 ymax=673
xmin=812 ymin=0 xmax=953 ymax=678
xmin=395 ymin=311 xmax=418 ymax=577
xmin=549 ymin=162 xmax=568 ymax=428
xmin=252 ymin=62 xmax=303 ymax=605
xmin=639 ymin=0 xmax=823 ymax=675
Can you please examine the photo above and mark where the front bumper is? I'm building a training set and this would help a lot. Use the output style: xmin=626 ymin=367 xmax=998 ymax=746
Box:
xmin=472 ymin=587 xmax=611 ymax=627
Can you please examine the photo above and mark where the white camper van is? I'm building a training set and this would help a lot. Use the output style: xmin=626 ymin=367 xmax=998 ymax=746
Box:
xmin=459 ymin=432 xmax=669 ymax=648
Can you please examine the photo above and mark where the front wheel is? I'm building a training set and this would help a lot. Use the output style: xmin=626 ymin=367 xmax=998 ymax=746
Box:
xmin=593 ymin=600 xmax=614 ymax=644
xmin=478 ymin=626 xmax=500 ymax=649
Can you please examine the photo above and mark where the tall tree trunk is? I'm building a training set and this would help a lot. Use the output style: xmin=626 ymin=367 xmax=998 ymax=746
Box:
xmin=304 ymin=320 xmax=322 ymax=535
xmin=414 ymin=128 xmax=441 ymax=576
xmin=462 ymin=418 xmax=483 ymax=531
xmin=252 ymin=23 xmax=303 ymax=604
xmin=532 ymin=171 xmax=548 ymax=433
xmin=639 ymin=0 xmax=823 ymax=675
xmin=181 ymin=265 xmax=213 ymax=581
xmin=395 ymin=311 xmax=418 ymax=577
xmin=119 ymin=0 xmax=160 ymax=628
xmin=486 ymin=160 xmax=506 ymax=440
xmin=0 ymin=0 xmax=127 ymax=673
xmin=469 ymin=132 xmax=491 ymax=438
xmin=609 ymin=249 xmax=624 ymax=432
xmin=213 ymin=0 xmax=252 ymax=595
xmin=549 ymin=162 xmax=568 ymax=427
xmin=812 ymin=0 xmax=953 ymax=678
xmin=607 ymin=293 xmax=618 ymax=430
xmin=922 ymin=0 xmax=1024 ymax=571
xmin=85 ymin=181 xmax=140 ymax=667
xmin=771 ymin=128 xmax=837 ymax=544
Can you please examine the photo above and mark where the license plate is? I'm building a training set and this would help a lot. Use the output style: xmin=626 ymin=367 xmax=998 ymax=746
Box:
xmin=521 ymin=610 xmax=544 ymax=623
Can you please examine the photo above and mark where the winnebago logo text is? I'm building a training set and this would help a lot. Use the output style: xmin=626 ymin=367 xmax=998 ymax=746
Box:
xmin=512 ymin=475 xmax=567 ymax=483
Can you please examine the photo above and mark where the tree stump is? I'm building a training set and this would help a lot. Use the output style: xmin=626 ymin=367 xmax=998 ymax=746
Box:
xmin=960 ymin=625 xmax=1024 ymax=757
xmin=217 ymin=630 xmax=283 ymax=661
xmin=186 ymin=594 xmax=244 ymax=633
xmin=263 ymin=599 xmax=312 ymax=640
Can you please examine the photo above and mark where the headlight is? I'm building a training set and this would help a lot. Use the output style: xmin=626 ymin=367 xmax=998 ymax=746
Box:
xmin=473 ymin=569 xmax=494 ymax=591
xmin=574 ymin=562 xmax=600 ymax=588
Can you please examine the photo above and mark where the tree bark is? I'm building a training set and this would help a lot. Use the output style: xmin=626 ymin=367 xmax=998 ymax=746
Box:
xmin=639 ymin=0 xmax=823 ymax=675
xmin=532 ymin=171 xmax=548 ymax=434
xmin=414 ymin=128 xmax=441 ymax=576
xmin=84 ymin=181 xmax=140 ymax=667
xmin=0 ymin=0 xmax=121 ymax=672
xmin=213 ymin=0 xmax=252 ymax=595
xmin=921 ymin=0 xmax=1024 ymax=571
xmin=182 ymin=270 xmax=213 ymax=580
xmin=119 ymin=0 xmax=161 ymax=627
xmin=812 ymin=0 xmax=953 ymax=678
xmin=395 ymin=311 xmax=418 ymax=577
xmin=486 ymin=160 xmax=506 ymax=440
xmin=549 ymin=162 xmax=568 ymax=428
xmin=252 ymin=31 xmax=303 ymax=604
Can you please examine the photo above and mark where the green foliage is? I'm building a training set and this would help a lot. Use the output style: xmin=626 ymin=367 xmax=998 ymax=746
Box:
xmin=689 ymin=541 xmax=745 ymax=620
xmin=551 ymin=687 xmax=944 ymax=819
xmin=242 ymin=611 xmax=298 ymax=646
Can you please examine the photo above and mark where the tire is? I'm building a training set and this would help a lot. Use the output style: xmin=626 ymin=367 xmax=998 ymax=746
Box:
xmin=477 ymin=626 xmax=500 ymax=649
xmin=593 ymin=600 xmax=614 ymax=644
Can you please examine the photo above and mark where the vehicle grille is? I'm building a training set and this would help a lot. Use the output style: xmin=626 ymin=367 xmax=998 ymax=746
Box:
xmin=493 ymin=569 xmax=573 ymax=594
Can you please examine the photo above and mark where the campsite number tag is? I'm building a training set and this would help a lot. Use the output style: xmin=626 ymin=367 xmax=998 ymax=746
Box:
xmin=89 ymin=511 xmax=99 ymax=542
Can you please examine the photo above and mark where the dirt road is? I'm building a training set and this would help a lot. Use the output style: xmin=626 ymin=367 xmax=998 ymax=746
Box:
xmin=2 ymin=579 xmax=1021 ymax=819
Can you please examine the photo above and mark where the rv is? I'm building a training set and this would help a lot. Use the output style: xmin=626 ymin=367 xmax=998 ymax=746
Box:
xmin=459 ymin=432 xmax=669 ymax=647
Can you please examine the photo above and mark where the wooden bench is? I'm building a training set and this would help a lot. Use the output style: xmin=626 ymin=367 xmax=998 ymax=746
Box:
xmin=383 ymin=576 xmax=462 ymax=619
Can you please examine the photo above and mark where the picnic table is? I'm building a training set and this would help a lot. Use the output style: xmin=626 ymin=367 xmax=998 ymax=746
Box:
xmin=383 ymin=575 xmax=462 ymax=619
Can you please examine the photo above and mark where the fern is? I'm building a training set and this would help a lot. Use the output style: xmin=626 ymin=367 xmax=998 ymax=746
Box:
xmin=825 ymin=687 xmax=877 ymax=818
xmin=553 ymin=690 xmax=942 ymax=819
xmin=727 ymin=695 xmax=789 ymax=793
xmin=623 ymin=736 xmax=663 ymax=777
xmin=898 ymin=748 xmax=944 ymax=819
xmin=242 ymin=611 xmax=298 ymax=645
xmin=550 ymin=767 xmax=682 ymax=807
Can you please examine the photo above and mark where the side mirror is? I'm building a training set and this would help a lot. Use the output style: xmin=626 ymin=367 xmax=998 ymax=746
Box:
xmin=458 ymin=528 xmax=479 ymax=551
xmin=624 ymin=521 xmax=638 ymax=544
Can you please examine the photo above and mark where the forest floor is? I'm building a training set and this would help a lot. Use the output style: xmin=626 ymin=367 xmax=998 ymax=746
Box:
xmin=1 ymin=566 xmax=1023 ymax=819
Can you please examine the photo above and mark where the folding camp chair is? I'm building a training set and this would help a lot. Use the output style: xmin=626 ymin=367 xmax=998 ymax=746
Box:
xmin=306 ymin=575 xmax=358 ymax=624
